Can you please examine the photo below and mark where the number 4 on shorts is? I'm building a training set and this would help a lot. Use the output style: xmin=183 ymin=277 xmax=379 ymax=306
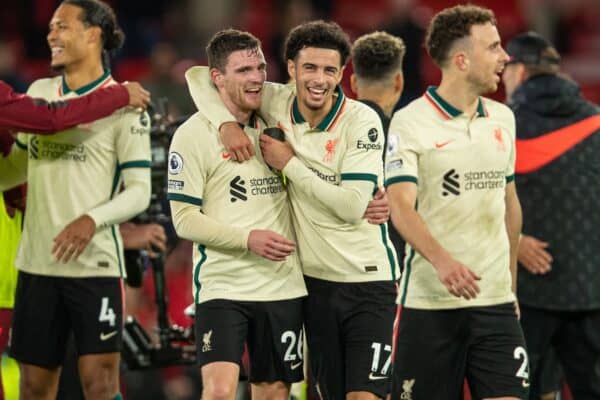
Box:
xmin=99 ymin=297 xmax=116 ymax=327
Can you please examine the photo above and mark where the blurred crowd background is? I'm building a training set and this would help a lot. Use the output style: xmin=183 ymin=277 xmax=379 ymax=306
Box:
xmin=1 ymin=0 xmax=599 ymax=119
xmin=0 ymin=0 xmax=598 ymax=398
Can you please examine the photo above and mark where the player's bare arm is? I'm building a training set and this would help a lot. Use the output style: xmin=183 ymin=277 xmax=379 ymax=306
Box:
xmin=363 ymin=187 xmax=390 ymax=224
xmin=504 ymin=181 xmax=523 ymax=318
xmin=120 ymin=222 xmax=167 ymax=256
xmin=247 ymin=230 xmax=296 ymax=262
xmin=517 ymin=234 xmax=552 ymax=275
xmin=219 ymin=121 xmax=255 ymax=162
xmin=52 ymin=215 xmax=96 ymax=263
xmin=388 ymin=182 xmax=481 ymax=299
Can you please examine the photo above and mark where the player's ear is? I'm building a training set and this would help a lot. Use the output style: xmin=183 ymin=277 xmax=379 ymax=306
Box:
xmin=336 ymin=66 xmax=345 ymax=84
xmin=350 ymin=74 xmax=358 ymax=95
xmin=455 ymin=52 xmax=470 ymax=71
xmin=86 ymin=26 xmax=102 ymax=46
xmin=210 ymin=67 xmax=223 ymax=88
xmin=394 ymin=72 xmax=404 ymax=94
xmin=287 ymin=59 xmax=296 ymax=81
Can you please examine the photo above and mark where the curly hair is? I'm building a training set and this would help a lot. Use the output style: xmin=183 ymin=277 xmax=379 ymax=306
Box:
xmin=352 ymin=31 xmax=406 ymax=81
xmin=284 ymin=20 xmax=351 ymax=66
xmin=206 ymin=29 xmax=261 ymax=71
xmin=425 ymin=4 xmax=496 ymax=67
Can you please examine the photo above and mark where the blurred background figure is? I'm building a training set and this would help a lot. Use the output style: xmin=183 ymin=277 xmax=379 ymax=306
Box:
xmin=503 ymin=31 xmax=600 ymax=400
xmin=143 ymin=42 xmax=194 ymax=119
xmin=0 ymin=40 xmax=27 ymax=93
xmin=379 ymin=0 xmax=426 ymax=107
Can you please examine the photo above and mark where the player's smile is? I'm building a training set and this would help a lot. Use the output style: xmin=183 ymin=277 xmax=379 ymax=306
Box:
xmin=288 ymin=47 xmax=343 ymax=123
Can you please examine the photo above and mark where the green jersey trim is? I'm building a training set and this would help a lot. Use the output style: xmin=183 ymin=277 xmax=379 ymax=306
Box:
xmin=194 ymin=244 xmax=207 ymax=301
xmin=380 ymin=223 xmax=397 ymax=281
xmin=291 ymin=86 xmax=346 ymax=132
xmin=110 ymin=160 xmax=152 ymax=198
xmin=62 ymin=69 xmax=112 ymax=96
xmin=425 ymin=86 xmax=488 ymax=119
xmin=120 ymin=160 xmax=152 ymax=169
xmin=506 ymin=174 xmax=515 ymax=183
xmin=385 ymin=176 xmax=418 ymax=187
xmin=167 ymin=193 xmax=203 ymax=206
xmin=110 ymin=225 xmax=124 ymax=277
xmin=400 ymin=248 xmax=416 ymax=305
xmin=340 ymin=173 xmax=378 ymax=186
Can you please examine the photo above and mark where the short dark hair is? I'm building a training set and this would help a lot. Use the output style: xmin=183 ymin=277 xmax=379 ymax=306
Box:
xmin=425 ymin=4 xmax=496 ymax=67
xmin=284 ymin=20 xmax=351 ymax=66
xmin=206 ymin=29 xmax=261 ymax=71
xmin=62 ymin=0 xmax=124 ymax=56
xmin=506 ymin=31 xmax=561 ymax=76
xmin=352 ymin=31 xmax=406 ymax=81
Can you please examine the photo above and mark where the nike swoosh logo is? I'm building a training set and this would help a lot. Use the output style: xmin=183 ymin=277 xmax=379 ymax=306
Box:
xmin=291 ymin=361 xmax=302 ymax=370
xmin=100 ymin=331 xmax=118 ymax=341
xmin=368 ymin=373 xmax=388 ymax=381
xmin=222 ymin=152 xmax=231 ymax=160
xmin=516 ymin=115 xmax=600 ymax=173
xmin=435 ymin=140 xmax=454 ymax=148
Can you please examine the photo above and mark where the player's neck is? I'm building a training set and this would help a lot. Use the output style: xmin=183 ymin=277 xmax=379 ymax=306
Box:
xmin=437 ymin=74 xmax=479 ymax=118
xmin=297 ymin=95 xmax=334 ymax=129
xmin=220 ymin=97 xmax=253 ymax=125
xmin=358 ymin=88 xmax=397 ymax=117
xmin=63 ymin=61 xmax=106 ymax=93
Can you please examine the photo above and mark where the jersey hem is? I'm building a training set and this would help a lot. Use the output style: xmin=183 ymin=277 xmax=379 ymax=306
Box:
xmin=196 ymin=291 xmax=308 ymax=304
xmin=399 ymin=293 xmax=516 ymax=309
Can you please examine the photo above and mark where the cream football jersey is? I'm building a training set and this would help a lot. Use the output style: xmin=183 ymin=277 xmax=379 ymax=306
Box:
xmin=167 ymin=111 xmax=307 ymax=303
xmin=8 ymin=72 xmax=151 ymax=278
xmin=186 ymin=67 xmax=399 ymax=284
xmin=386 ymin=87 xmax=517 ymax=309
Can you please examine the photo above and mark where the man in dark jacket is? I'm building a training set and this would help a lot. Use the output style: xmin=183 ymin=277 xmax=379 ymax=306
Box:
xmin=503 ymin=31 xmax=600 ymax=400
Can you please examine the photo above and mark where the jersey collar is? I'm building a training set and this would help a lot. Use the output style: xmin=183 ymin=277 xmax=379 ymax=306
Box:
xmin=291 ymin=86 xmax=346 ymax=132
xmin=60 ymin=69 xmax=113 ymax=96
xmin=237 ymin=113 xmax=259 ymax=130
xmin=424 ymin=86 xmax=489 ymax=120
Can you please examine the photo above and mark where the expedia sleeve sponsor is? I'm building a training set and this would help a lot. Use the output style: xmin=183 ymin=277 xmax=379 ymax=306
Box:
xmin=117 ymin=111 xmax=151 ymax=165
xmin=342 ymin=113 xmax=385 ymax=183
xmin=130 ymin=112 xmax=151 ymax=136
xmin=356 ymin=127 xmax=383 ymax=151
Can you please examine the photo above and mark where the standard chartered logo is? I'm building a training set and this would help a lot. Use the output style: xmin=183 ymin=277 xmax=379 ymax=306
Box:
xmin=29 ymin=137 xmax=86 ymax=162
xmin=464 ymin=170 xmax=505 ymax=190
xmin=30 ymin=137 xmax=39 ymax=159
xmin=442 ymin=169 xmax=505 ymax=196
xmin=229 ymin=175 xmax=285 ymax=203
xmin=442 ymin=169 xmax=460 ymax=196
xmin=229 ymin=176 xmax=247 ymax=202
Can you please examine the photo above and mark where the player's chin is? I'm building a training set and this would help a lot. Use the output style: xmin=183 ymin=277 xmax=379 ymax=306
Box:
xmin=50 ymin=59 xmax=66 ymax=71
xmin=244 ymin=98 xmax=261 ymax=111
xmin=305 ymin=98 xmax=326 ymax=111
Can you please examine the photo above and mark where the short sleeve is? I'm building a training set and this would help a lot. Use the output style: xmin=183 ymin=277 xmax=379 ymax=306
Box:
xmin=384 ymin=111 xmax=419 ymax=187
